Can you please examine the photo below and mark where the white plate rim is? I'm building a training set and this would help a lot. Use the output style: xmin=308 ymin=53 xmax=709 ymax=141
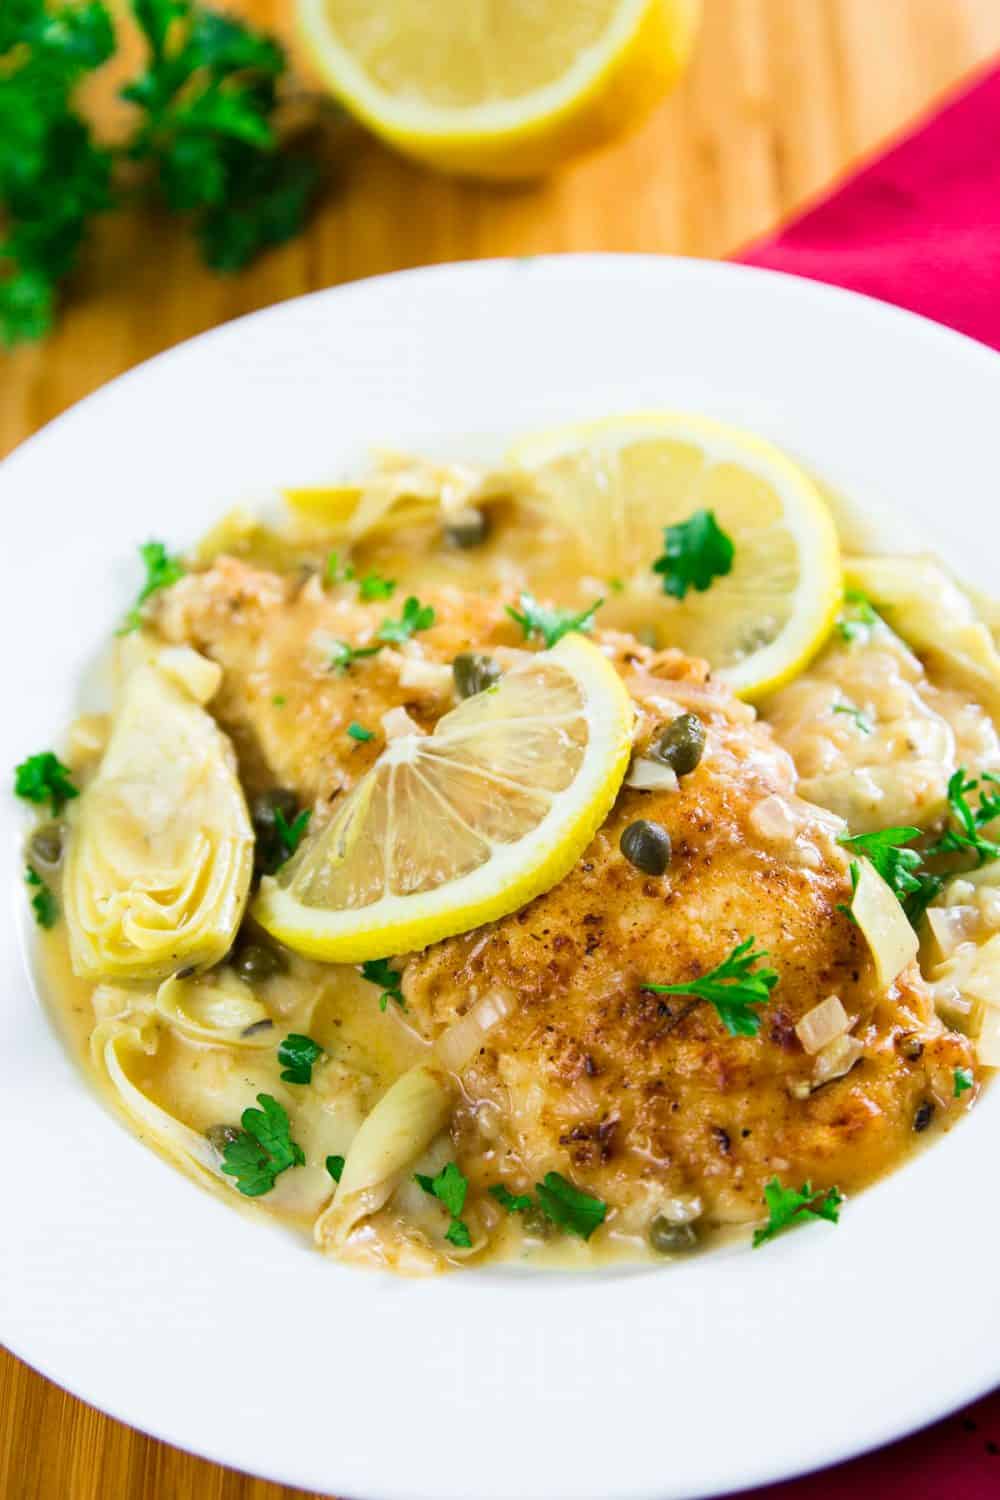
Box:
xmin=2 ymin=254 xmax=998 ymax=1500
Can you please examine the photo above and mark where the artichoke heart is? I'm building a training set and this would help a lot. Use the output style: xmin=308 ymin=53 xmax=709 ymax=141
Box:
xmin=65 ymin=659 xmax=254 ymax=981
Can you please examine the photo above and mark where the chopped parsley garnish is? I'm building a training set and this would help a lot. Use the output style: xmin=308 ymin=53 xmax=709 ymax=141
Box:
xmin=329 ymin=639 xmax=383 ymax=672
xmin=378 ymin=595 xmax=436 ymax=644
xmin=415 ymin=1161 xmax=472 ymax=1248
xmin=534 ymin=1172 xmax=607 ymax=1240
xmin=489 ymin=1183 xmax=534 ymax=1214
xmin=642 ymin=936 xmax=778 ymax=1038
xmin=953 ymin=1066 xmax=974 ymax=1098
xmin=25 ymin=867 xmax=57 ymax=929
xmin=652 ymin=509 xmax=734 ymax=600
xmin=360 ymin=957 xmax=404 ymax=1011
xmin=217 ymin=1093 xmax=304 ymax=1197
xmin=832 ymin=701 xmax=873 ymax=734
xmin=488 ymin=1173 xmax=607 ymax=1240
xmin=359 ymin=572 xmax=396 ymax=602
xmin=347 ymin=722 xmax=374 ymax=742
xmin=271 ymin=694 xmax=286 ymax=707
xmin=752 ymin=1177 xmax=843 ymax=1248
xmin=837 ymin=826 xmax=924 ymax=899
xmin=14 ymin=751 xmax=78 ymax=816
xmin=278 ymin=1033 xmax=323 ymax=1085
xmin=837 ymin=589 xmax=880 ymax=643
xmin=325 ymin=551 xmax=355 ymax=584
xmin=505 ymin=592 xmax=603 ymax=648
xmin=118 ymin=540 xmax=185 ymax=633
xmin=925 ymin=770 xmax=1000 ymax=866
xmin=326 ymin=1153 xmax=345 ymax=1183
xmin=273 ymin=806 xmax=310 ymax=859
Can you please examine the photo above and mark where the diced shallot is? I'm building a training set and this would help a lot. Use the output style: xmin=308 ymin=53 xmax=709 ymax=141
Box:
xmin=795 ymin=995 xmax=849 ymax=1056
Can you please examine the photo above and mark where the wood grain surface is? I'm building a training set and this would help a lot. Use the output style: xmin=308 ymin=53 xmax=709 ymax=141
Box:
xmin=3 ymin=1 xmax=1000 ymax=1495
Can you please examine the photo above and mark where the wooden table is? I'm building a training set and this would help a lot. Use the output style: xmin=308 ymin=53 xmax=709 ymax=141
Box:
xmin=3 ymin=1 xmax=999 ymax=1494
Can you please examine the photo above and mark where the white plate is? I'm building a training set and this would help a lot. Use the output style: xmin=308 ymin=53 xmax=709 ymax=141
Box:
xmin=2 ymin=256 xmax=998 ymax=1500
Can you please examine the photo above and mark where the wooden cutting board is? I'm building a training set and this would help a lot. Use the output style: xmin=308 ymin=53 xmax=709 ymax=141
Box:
xmin=3 ymin=1 xmax=999 ymax=1496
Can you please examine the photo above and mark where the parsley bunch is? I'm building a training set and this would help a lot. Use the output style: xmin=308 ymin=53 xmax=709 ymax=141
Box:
xmin=1 ymin=0 xmax=320 ymax=347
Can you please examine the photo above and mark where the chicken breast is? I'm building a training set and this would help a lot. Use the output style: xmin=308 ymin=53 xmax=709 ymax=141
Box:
xmin=153 ymin=558 xmax=976 ymax=1242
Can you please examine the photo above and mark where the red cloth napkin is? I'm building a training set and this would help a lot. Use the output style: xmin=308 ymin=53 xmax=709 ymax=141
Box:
xmin=738 ymin=62 xmax=1000 ymax=351
xmin=731 ymin=61 xmax=1000 ymax=1498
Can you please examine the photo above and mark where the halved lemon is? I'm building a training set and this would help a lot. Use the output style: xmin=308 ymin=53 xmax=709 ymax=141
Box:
xmin=510 ymin=411 xmax=843 ymax=698
xmin=294 ymin=0 xmax=701 ymax=179
xmin=253 ymin=635 xmax=633 ymax=960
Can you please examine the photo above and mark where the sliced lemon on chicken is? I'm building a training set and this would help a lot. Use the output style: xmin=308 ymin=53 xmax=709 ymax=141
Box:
xmin=295 ymin=0 xmax=700 ymax=179
xmin=253 ymin=635 xmax=633 ymax=960
xmin=511 ymin=411 xmax=842 ymax=699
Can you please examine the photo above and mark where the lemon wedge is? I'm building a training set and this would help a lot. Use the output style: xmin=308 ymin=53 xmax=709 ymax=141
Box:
xmin=510 ymin=411 xmax=842 ymax=699
xmin=295 ymin=0 xmax=701 ymax=179
xmin=253 ymin=635 xmax=633 ymax=960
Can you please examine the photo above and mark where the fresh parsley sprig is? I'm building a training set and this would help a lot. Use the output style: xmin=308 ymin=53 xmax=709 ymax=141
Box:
xmin=642 ymin=936 xmax=778 ymax=1038
xmin=347 ymin=722 xmax=374 ymax=743
xmin=752 ymin=1177 xmax=843 ymax=1248
xmin=216 ymin=1092 xmax=304 ymax=1197
xmin=118 ymin=539 xmax=186 ymax=633
xmin=489 ymin=1171 xmax=607 ymax=1240
xmin=359 ymin=572 xmax=396 ymax=602
xmin=14 ymin=751 xmax=78 ymax=816
xmin=953 ymin=1067 xmax=974 ymax=1098
xmin=326 ymin=1153 xmax=345 ymax=1183
xmin=278 ymin=1032 xmax=323 ymax=1085
xmin=837 ymin=589 xmax=881 ymax=643
xmin=329 ymin=640 xmax=383 ymax=672
xmin=273 ymin=806 xmax=310 ymax=860
xmin=378 ymin=595 xmax=436 ymax=644
xmin=837 ymin=827 xmax=924 ymax=899
xmin=415 ymin=1161 xmax=472 ymax=1248
xmin=506 ymin=592 xmax=602 ymax=648
xmin=360 ymin=957 xmax=405 ymax=1011
xmin=652 ymin=509 xmax=734 ymax=600
xmin=925 ymin=770 xmax=1000 ymax=866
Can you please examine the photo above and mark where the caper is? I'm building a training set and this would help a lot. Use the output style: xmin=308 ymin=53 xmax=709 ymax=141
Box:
xmin=521 ymin=1204 xmax=551 ymax=1239
xmin=650 ymin=713 xmax=706 ymax=776
xmin=913 ymin=1100 xmax=935 ymax=1133
xmin=29 ymin=823 xmax=64 ymax=867
xmin=251 ymin=787 xmax=299 ymax=832
xmin=648 ymin=1215 xmax=699 ymax=1255
xmin=620 ymin=819 xmax=672 ymax=875
xmin=232 ymin=942 xmax=286 ymax=984
xmin=897 ymin=1033 xmax=924 ymax=1062
xmin=205 ymin=1123 xmax=242 ymax=1155
xmin=453 ymin=652 xmax=502 ymax=699
xmin=445 ymin=507 xmax=490 ymax=549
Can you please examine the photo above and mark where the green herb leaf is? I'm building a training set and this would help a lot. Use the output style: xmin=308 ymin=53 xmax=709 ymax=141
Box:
xmin=218 ymin=1092 xmax=304 ymax=1197
xmin=534 ymin=1171 xmax=607 ymax=1240
xmin=25 ymin=865 xmax=57 ymax=928
xmin=652 ymin=509 xmax=734 ymax=600
xmin=325 ymin=550 xmax=355 ymax=585
xmin=118 ymin=539 xmax=185 ymax=633
xmin=832 ymin=701 xmax=873 ymax=734
xmin=642 ymin=936 xmax=778 ymax=1037
xmin=953 ymin=1066 xmax=974 ymax=1098
xmin=752 ymin=1177 xmax=843 ymax=1248
xmin=347 ymin=722 xmax=374 ymax=742
xmin=329 ymin=639 xmax=383 ymax=672
xmin=837 ymin=589 xmax=881 ymax=643
xmin=278 ymin=1032 xmax=323 ymax=1085
xmin=505 ymin=592 xmax=603 ymax=649
xmin=273 ymin=806 xmax=310 ymax=859
xmin=925 ymin=769 xmax=1000 ymax=867
xmin=14 ymin=751 xmax=78 ymax=815
xmin=358 ymin=572 xmax=396 ymax=602
xmin=835 ymin=859 xmax=860 ymax=924
xmin=415 ymin=1160 xmax=471 ymax=1247
xmin=378 ymin=595 xmax=436 ymax=644
xmin=489 ymin=1183 xmax=534 ymax=1214
xmin=837 ymin=826 xmax=924 ymax=898
xmin=326 ymin=1153 xmax=345 ymax=1183
xmin=359 ymin=957 xmax=404 ymax=1011
xmin=271 ymin=694 xmax=286 ymax=707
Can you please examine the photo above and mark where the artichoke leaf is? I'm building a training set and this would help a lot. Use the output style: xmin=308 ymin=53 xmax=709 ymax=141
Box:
xmin=315 ymin=1062 xmax=453 ymax=1250
xmin=155 ymin=969 xmax=273 ymax=1048
xmin=65 ymin=661 xmax=253 ymax=981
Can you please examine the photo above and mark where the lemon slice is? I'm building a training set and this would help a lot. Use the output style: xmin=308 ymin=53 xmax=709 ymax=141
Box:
xmin=510 ymin=411 xmax=842 ymax=698
xmin=295 ymin=0 xmax=701 ymax=179
xmin=253 ymin=635 xmax=633 ymax=960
